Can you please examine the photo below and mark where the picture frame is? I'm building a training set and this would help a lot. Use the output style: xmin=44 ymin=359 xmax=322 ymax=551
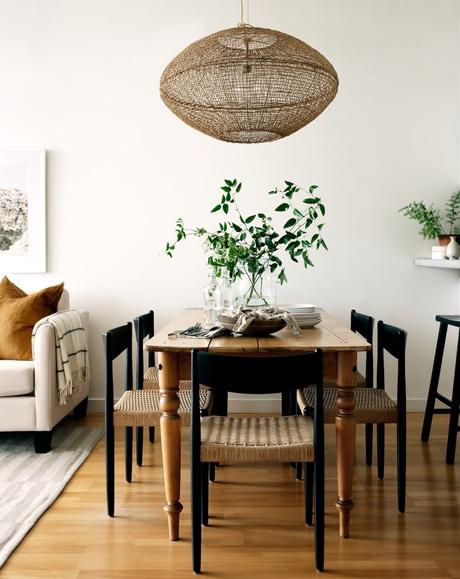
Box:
xmin=0 ymin=150 xmax=46 ymax=273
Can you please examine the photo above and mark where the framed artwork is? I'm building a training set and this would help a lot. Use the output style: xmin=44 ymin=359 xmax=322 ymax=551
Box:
xmin=0 ymin=150 xmax=46 ymax=273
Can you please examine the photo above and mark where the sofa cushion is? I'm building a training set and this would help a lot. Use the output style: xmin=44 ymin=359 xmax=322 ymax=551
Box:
xmin=0 ymin=276 xmax=64 ymax=360
xmin=58 ymin=289 xmax=70 ymax=311
xmin=0 ymin=360 xmax=35 ymax=396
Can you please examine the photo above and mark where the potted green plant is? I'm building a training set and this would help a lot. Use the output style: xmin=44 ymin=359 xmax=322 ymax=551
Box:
xmin=399 ymin=190 xmax=460 ymax=245
xmin=165 ymin=179 xmax=328 ymax=307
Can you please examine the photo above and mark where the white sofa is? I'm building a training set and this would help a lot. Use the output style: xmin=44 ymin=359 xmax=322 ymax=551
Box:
xmin=0 ymin=289 xmax=90 ymax=452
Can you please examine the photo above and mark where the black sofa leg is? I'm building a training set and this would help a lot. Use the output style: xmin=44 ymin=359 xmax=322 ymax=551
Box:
xmin=34 ymin=430 xmax=53 ymax=453
xmin=74 ymin=397 xmax=89 ymax=418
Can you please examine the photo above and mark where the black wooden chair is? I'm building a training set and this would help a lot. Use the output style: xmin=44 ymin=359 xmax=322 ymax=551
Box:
xmin=297 ymin=309 xmax=374 ymax=467
xmin=421 ymin=315 xmax=460 ymax=464
xmin=191 ymin=350 xmax=325 ymax=573
xmin=134 ymin=310 xmax=157 ymax=466
xmin=133 ymin=311 xmax=213 ymax=468
xmin=375 ymin=321 xmax=407 ymax=513
xmin=299 ymin=318 xmax=406 ymax=512
xmin=104 ymin=322 xmax=169 ymax=516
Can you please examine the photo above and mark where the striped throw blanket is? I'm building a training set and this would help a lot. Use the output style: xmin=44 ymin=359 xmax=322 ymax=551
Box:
xmin=32 ymin=310 xmax=89 ymax=405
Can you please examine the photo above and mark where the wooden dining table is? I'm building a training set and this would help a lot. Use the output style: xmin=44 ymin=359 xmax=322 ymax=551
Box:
xmin=145 ymin=307 xmax=370 ymax=541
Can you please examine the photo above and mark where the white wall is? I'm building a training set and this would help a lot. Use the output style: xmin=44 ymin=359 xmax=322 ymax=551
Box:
xmin=1 ymin=0 xmax=459 ymax=409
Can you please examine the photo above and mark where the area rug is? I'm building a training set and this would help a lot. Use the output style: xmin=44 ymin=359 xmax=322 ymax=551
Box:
xmin=0 ymin=426 xmax=103 ymax=568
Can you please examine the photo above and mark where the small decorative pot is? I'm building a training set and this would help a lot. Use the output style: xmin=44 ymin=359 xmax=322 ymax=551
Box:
xmin=446 ymin=236 xmax=460 ymax=259
xmin=438 ymin=234 xmax=460 ymax=246
xmin=438 ymin=234 xmax=451 ymax=247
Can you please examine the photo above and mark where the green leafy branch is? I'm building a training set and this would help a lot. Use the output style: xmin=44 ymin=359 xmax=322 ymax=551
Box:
xmin=165 ymin=179 xmax=328 ymax=287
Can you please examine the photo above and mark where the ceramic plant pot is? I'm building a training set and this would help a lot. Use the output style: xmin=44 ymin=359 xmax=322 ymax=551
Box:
xmin=438 ymin=234 xmax=451 ymax=247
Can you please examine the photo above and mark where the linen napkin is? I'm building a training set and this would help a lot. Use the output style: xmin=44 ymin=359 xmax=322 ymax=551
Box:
xmin=231 ymin=306 xmax=302 ymax=337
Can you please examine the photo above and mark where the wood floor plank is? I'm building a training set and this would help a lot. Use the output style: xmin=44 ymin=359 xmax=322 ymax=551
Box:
xmin=2 ymin=413 xmax=459 ymax=578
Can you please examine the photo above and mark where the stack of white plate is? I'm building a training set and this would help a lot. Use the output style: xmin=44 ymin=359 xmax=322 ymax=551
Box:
xmin=279 ymin=304 xmax=321 ymax=328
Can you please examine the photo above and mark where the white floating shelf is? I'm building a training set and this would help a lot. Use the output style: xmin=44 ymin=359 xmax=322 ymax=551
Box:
xmin=414 ymin=258 xmax=460 ymax=269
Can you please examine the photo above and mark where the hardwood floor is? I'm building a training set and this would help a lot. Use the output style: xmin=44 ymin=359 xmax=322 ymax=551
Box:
xmin=2 ymin=413 xmax=460 ymax=578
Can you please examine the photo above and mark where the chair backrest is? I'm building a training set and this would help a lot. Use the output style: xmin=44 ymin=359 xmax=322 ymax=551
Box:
xmin=192 ymin=350 xmax=323 ymax=396
xmin=376 ymin=320 xmax=407 ymax=408
xmin=351 ymin=309 xmax=374 ymax=387
xmin=103 ymin=322 xmax=133 ymax=415
xmin=133 ymin=311 xmax=155 ymax=389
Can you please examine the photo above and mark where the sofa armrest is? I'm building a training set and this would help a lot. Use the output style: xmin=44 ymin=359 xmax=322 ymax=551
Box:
xmin=34 ymin=310 xmax=90 ymax=430
xmin=79 ymin=310 xmax=90 ymax=341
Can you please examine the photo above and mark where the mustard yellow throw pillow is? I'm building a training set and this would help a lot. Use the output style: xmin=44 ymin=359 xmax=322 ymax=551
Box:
xmin=0 ymin=276 xmax=64 ymax=360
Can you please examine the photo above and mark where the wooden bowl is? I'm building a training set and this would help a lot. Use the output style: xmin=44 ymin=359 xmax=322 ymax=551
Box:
xmin=217 ymin=314 xmax=286 ymax=336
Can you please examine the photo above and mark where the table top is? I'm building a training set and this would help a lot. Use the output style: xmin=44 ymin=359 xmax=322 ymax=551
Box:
xmin=144 ymin=308 xmax=371 ymax=354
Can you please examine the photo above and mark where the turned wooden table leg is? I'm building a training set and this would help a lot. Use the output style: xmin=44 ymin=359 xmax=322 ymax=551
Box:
xmin=335 ymin=351 xmax=357 ymax=538
xmin=158 ymin=351 xmax=183 ymax=541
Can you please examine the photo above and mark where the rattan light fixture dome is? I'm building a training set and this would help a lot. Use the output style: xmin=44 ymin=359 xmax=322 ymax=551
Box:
xmin=160 ymin=13 xmax=339 ymax=144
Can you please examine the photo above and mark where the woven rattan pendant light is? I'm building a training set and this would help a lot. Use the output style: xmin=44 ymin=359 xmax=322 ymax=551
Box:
xmin=160 ymin=1 xmax=339 ymax=143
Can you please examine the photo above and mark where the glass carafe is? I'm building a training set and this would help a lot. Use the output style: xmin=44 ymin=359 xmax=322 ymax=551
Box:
xmin=203 ymin=269 xmax=218 ymax=328
xmin=214 ymin=270 xmax=235 ymax=317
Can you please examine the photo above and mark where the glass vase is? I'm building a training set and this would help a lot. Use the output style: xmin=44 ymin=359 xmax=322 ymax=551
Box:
xmin=237 ymin=271 xmax=276 ymax=309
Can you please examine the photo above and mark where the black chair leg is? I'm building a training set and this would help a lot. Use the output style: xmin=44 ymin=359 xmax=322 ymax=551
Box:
xmin=304 ymin=462 xmax=314 ymax=526
xmin=313 ymin=461 xmax=325 ymax=572
xmin=397 ymin=414 xmax=406 ymax=513
xmin=33 ymin=431 xmax=53 ymax=453
xmin=377 ymin=423 xmax=385 ymax=480
xmin=125 ymin=426 xmax=133 ymax=483
xmin=446 ymin=408 xmax=460 ymax=465
xmin=209 ymin=462 xmax=216 ymax=482
xmin=208 ymin=389 xmax=227 ymax=482
xmin=201 ymin=462 xmax=209 ymax=526
xmin=192 ymin=459 xmax=202 ymax=574
xmin=281 ymin=390 xmax=290 ymax=416
xmin=136 ymin=427 xmax=143 ymax=467
xmin=296 ymin=462 xmax=303 ymax=481
xmin=290 ymin=393 xmax=301 ymax=471
xmin=446 ymin=344 xmax=460 ymax=464
xmin=421 ymin=323 xmax=447 ymax=442
xmin=106 ymin=421 xmax=115 ymax=517
xmin=365 ymin=423 xmax=373 ymax=466
xmin=149 ymin=426 xmax=155 ymax=443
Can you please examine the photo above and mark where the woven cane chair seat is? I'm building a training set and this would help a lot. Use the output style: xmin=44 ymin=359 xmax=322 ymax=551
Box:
xmin=143 ymin=366 xmax=199 ymax=390
xmin=114 ymin=388 xmax=212 ymax=427
xmin=322 ymin=372 xmax=367 ymax=388
xmin=297 ymin=385 xmax=397 ymax=424
xmin=143 ymin=366 xmax=160 ymax=387
xmin=199 ymin=415 xmax=314 ymax=463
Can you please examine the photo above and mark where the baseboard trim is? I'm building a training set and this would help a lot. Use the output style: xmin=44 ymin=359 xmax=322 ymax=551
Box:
xmin=229 ymin=398 xmax=429 ymax=413
xmin=88 ymin=397 xmax=429 ymax=413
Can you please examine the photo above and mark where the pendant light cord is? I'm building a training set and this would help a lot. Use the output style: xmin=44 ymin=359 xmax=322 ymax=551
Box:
xmin=238 ymin=0 xmax=251 ymax=27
